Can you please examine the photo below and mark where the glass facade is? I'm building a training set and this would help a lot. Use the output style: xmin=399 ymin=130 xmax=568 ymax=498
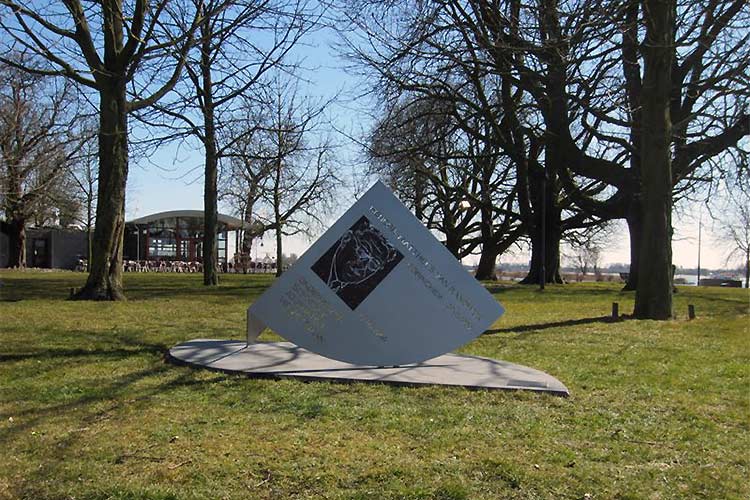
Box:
xmin=126 ymin=215 xmax=232 ymax=264
xmin=148 ymin=237 xmax=177 ymax=258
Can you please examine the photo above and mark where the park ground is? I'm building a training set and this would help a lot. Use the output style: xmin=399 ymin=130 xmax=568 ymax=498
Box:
xmin=0 ymin=270 xmax=748 ymax=499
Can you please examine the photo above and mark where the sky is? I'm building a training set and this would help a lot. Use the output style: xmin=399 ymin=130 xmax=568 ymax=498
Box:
xmin=124 ymin=28 xmax=739 ymax=273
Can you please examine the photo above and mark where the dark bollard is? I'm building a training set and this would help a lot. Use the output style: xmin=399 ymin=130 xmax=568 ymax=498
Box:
xmin=612 ymin=302 xmax=619 ymax=320
xmin=688 ymin=304 xmax=696 ymax=320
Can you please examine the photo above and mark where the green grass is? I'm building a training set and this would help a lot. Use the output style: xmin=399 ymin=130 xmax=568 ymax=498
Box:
xmin=0 ymin=270 xmax=748 ymax=499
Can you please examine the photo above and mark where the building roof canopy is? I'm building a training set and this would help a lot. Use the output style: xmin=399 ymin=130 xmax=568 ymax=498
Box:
xmin=126 ymin=210 xmax=249 ymax=231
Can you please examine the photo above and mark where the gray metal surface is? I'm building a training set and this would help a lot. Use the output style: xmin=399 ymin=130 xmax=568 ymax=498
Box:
xmin=247 ymin=182 xmax=504 ymax=366
xmin=168 ymin=339 xmax=569 ymax=396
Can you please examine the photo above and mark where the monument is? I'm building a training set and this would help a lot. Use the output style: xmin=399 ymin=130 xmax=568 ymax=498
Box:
xmin=246 ymin=181 xmax=504 ymax=366
xmin=169 ymin=182 xmax=569 ymax=395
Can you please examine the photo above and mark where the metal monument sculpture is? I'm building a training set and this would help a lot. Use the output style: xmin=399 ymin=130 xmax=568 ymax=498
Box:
xmin=246 ymin=182 xmax=504 ymax=366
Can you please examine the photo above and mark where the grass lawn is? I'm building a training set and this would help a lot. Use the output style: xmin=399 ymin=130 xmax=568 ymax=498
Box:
xmin=0 ymin=270 xmax=748 ymax=499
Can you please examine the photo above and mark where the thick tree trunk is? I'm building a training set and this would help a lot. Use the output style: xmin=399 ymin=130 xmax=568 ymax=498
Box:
xmin=7 ymin=216 xmax=26 ymax=268
xmin=520 ymin=223 xmax=564 ymax=284
xmin=241 ymin=232 xmax=253 ymax=256
xmin=634 ymin=0 xmax=675 ymax=319
xmin=475 ymin=242 xmax=498 ymax=281
xmin=521 ymin=177 xmax=564 ymax=285
xmin=623 ymin=206 xmax=642 ymax=291
xmin=744 ymin=246 xmax=749 ymax=289
xmin=444 ymin=231 xmax=462 ymax=259
xmin=73 ymin=85 xmax=128 ymax=301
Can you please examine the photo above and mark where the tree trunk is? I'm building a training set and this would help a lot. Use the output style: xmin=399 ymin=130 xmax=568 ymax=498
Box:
xmin=520 ymin=223 xmax=564 ymax=284
xmin=201 ymin=25 xmax=219 ymax=286
xmin=73 ymin=84 xmax=128 ymax=301
xmin=475 ymin=241 xmax=498 ymax=281
xmin=474 ymin=197 xmax=497 ymax=280
xmin=744 ymin=246 xmax=749 ymax=289
xmin=241 ymin=188 xmax=257 ymax=255
xmin=7 ymin=216 xmax=26 ymax=268
xmin=86 ymin=225 xmax=92 ymax=272
xmin=521 ymin=176 xmax=564 ymax=285
xmin=86 ymin=197 xmax=93 ymax=272
xmin=444 ymin=231 xmax=461 ymax=258
xmin=623 ymin=206 xmax=642 ymax=291
xmin=414 ymin=168 xmax=425 ymax=222
xmin=634 ymin=0 xmax=675 ymax=319
xmin=202 ymin=136 xmax=219 ymax=286
xmin=622 ymin=0 xmax=642 ymax=293
xmin=275 ymin=224 xmax=283 ymax=277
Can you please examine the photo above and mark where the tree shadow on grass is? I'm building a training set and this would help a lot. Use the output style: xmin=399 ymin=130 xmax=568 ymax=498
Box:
xmin=0 ymin=338 xmax=251 ymax=448
xmin=0 ymin=276 xmax=85 ymax=301
xmin=0 ymin=275 xmax=271 ymax=302
xmin=0 ymin=347 xmax=165 ymax=363
xmin=484 ymin=283 xmax=636 ymax=299
xmin=1 ymin=359 xmax=245 ymax=499
xmin=484 ymin=315 xmax=622 ymax=336
xmin=124 ymin=283 xmax=269 ymax=301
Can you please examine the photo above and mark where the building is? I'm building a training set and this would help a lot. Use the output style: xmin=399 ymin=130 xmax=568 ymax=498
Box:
xmin=124 ymin=210 xmax=249 ymax=265
xmin=0 ymin=225 xmax=89 ymax=269
xmin=1 ymin=210 xmax=248 ymax=270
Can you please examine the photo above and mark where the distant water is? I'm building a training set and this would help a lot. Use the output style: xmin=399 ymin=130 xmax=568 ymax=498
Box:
xmin=490 ymin=273 xmax=738 ymax=286
xmin=674 ymin=274 xmax=745 ymax=286
xmin=674 ymin=274 xmax=698 ymax=285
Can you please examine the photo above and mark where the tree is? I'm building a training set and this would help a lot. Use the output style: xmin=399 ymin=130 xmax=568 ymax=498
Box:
xmin=368 ymin=97 xmax=484 ymax=260
xmin=68 ymin=136 xmax=99 ymax=270
xmin=633 ymin=0 xmax=676 ymax=319
xmin=220 ymin=103 xmax=274 ymax=261
xmin=546 ymin=0 xmax=749 ymax=293
xmin=142 ymin=0 xmax=315 ymax=285
xmin=367 ymin=94 xmax=524 ymax=279
xmin=565 ymin=225 xmax=612 ymax=280
xmin=337 ymin=0 xmax=607 ymax=285
xmin=0 ymin=59 xmax=81 ymax=268
xmin=248 ymin=74 xmax=337 ymax=276
xmin=716 ymin=191 xmax=750 ymax=288
xmin=0 ymin=0 xmax=206 ymax=299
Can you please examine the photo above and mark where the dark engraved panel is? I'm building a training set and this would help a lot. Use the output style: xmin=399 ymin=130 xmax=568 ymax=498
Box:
xmin=311 ymin=216 xmax=404 ymax=309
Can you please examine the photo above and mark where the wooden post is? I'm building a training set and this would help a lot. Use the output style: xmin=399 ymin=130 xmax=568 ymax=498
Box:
xmin=612 ymin=302 xmax=619 ymax=320
xmin=688 ymin=304 xmax=696 ymax=320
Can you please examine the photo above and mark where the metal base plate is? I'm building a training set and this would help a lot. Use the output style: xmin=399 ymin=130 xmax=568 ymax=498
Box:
xmin=168 ymin=339 xmax=569 ymax=396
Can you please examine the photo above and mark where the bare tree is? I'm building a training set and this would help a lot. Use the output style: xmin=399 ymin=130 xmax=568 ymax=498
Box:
xmin=220 ymin=100 xmax=275 ymax=263
xmin=251 ymin=73 xmax=338 ymax=276
xmin=368 ymin=97 xmax=484 ymax=260
xmin=0 ymin=0 xmax=206 ymax=299
xmin=715 ymin=192 xmax=750 ymax=288
xmin=141 ymin=0 xmax=317 ymax=285
xmin=543 ymin=0 xmax=749 ymax=295
xmin=367 ymin=93 xmax=525 ymax=279
xmin=458 ymin=0 xmax=746 ymax=312
xmin=68 ymin=136 xmax=99 ymax=270
xmin=337 ymin=0 xmax=607 ymax=284
xmin=0 ymin=59 xmax=81 ymax=268
xmin=565 ymin=225 xmax=612 ymax=280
